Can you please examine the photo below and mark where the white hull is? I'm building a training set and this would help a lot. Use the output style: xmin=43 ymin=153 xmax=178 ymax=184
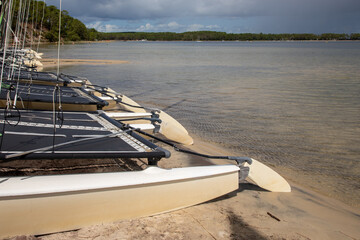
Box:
xmin=245 ymin=159 xmax=291 ymax=192
xmin=0 ymin=165 xmax=239 ymax=238
xmin=96 ymin=88 xmax=193 ymax=145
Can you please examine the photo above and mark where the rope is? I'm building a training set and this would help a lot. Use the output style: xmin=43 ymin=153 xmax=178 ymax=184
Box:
xmin=0 ymin=110 xmax=6 ymax=150
xmin=0 ymin=83 xmax=21 ymax=151
xmin=52 ymin=85 xmax=63 ymax=152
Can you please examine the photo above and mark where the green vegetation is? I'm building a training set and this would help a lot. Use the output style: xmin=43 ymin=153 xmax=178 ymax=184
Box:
xmin=99 ymin=31 xmax=360 ymax=41
xmin=8 ymin=0 xmax=360 ymax=42
xmin=11 ymin=0 xmax=100 ymax=42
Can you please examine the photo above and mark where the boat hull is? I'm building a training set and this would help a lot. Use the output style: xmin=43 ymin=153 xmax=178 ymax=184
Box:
xmin=0 ymin=99 xmax=99 ymax=112
xmin=0 ymin=165 xmax=239 ymax=238
xmin=98 ymin=88 xmax=193 ymax=145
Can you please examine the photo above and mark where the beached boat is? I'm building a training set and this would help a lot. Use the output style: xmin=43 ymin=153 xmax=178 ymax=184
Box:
xmin=0 ymin=66 xmax=194 ymax=144
xmin=0 ymin=48 xmax=43 ymax=69
xmin=1 ymin=68 xmax=87 ymax=86
xmin=0 ymin=109 xmax=169 ymax=160
xmin=0 ymin=82 xmax=108 ymax=111
xmin=86 ymin=85 xmax=194 ymax=145
xmin=0 ymin=102 xmax=290 ymax=239
xmin=0 ymin=109 xmax=242 ymax=238
xmin=0 ymin=78 xmax=193 ymax=144
xmin=0 ymin=165 xmax=240 ymax=238
xmin=0 ymin=1 xmax=290 ymax=237
xmin=0 ymin=75 xmax=291 ymax=238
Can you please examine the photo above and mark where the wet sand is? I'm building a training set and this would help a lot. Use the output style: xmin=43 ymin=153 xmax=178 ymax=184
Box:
xmin=3 ymin=59 xmax=360 ymax=240
xmin=41 ymin=58 xmax=129 ymax=70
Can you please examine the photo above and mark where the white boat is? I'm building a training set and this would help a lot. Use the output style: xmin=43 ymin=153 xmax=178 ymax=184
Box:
xmin=0 ymin=109 xmax=240 ymax=238
xmin=87 ymin=86 xmax=194 ymax=145
xmin=0 ymin=165 xmax=240 ymax=238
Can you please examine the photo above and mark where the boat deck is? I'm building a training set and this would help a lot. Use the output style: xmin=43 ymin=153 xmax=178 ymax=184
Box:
xmin=0 ymin=83 xmax=107 ymax=110
xmin=1 ymin=68 xmax=87 ymax=86
xmin=0 ymin=110 xmax=169 ymax=160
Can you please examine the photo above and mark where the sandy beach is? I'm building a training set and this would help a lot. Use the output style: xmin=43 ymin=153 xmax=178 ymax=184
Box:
xmin=3 ymin=58 xmax=360 ymax=240
xmin=3 ymin=138 xmax=360 ymax=240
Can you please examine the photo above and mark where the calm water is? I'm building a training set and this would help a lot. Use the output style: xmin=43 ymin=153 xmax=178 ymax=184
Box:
xmin=40 ymin=41 xmax=360 ymax=207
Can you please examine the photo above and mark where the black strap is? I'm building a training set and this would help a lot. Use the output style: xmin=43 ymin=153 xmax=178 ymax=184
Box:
xmin=123 ymin=124 xmax=252 ymax=166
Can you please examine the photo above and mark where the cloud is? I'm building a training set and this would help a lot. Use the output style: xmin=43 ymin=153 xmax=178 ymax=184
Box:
xmin=87 ymin=20 xmax=220 ymax=33
xmin=136 ymin=23 xmax=155 ymax=32
xmin=86 ymin=22 xmax=124 ymax=32
xmin=205 ymin=25 xmax=220 ymax=30
xmin=167 ymin=21 xmax=181 ymax=29
xmin=136 ymin=22 xmax=219 ymax=32
xmin=58 ymin=0 xmax=360 ymax=20
xmin=187 ymin=24 xmax=204 ymax=32
xmin=135 ymin=22 xmax=184 ymax=32
xmin=54 ymin=0 xmax=360 ymax=33
xmin=186 ymin=24 xmax=220 ymax=31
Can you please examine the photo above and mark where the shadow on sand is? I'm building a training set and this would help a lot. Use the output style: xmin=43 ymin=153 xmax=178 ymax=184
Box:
xmin=205 ymin=183 xmax=269 ymax=240
xmin=227 ymin=210 xmax=268 ymax=240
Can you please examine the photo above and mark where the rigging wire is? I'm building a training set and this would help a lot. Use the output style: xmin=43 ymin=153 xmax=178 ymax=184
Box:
xmin=21 ymin=0 xmax=30 ymax=50
xmin=34 ymin=0 xmax=38 ymax=36
xmin=5 ymin=130 xmax=134 ymax=160
xmin=9 ymin=0 xmax=24 ymax=82
xmin=53 ymin=0 xmax=63 ymax=152
xmin=30 ymin=0 xmax=35 ymax=49
xmin=56 ymin=0 xmax=61 ymax=78
xmin=14 ymin=0 xmax=31 ymax=107
xmin=18 ymin=0 xmax=28 ymax=48
xmin=0 ymin=0 xmax=14 ymax=92
xmin=36 ymin=0 xmax=45 ymax=53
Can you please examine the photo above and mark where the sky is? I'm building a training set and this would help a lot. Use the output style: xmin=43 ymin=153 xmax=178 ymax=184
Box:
xmin=48 ymin=0 xmax=360 ymax=34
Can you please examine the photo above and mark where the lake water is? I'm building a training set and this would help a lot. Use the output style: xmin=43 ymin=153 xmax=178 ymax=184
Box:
xmin=40 ymin=41 xmax=360 ymax=207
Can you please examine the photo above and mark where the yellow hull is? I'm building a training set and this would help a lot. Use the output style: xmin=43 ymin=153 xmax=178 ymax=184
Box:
xmin=100 ymin=88 xmax=193 ymax=145
xmin=0 ymin=165 xmax=239 ymax=238
xmin=0 ymin=100 xmax=99 ymax=112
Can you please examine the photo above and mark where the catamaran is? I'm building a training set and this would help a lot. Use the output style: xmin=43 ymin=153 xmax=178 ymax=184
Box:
xmin=0 ymin=0 xmax=290 ymax=238
xmin=0 ymin=108 xmax=249 ymax=237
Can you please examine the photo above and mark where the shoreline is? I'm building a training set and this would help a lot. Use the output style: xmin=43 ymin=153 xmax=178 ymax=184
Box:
xmin=40 ymin=57 xmax=359 ymax=208
xmin=33 ymin=39 xmax=360 ymax=45
xmin=3 ymin=137 xmax=360 ymax=239
xmin=41 ymin=58 xmax=129 ymax=70
xmin=9 ymin=58 xmax=359 ymax=239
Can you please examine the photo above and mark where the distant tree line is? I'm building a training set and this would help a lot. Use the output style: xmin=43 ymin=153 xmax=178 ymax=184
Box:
xmin=7 ymin=0 xmax=360 ymax=43
xmin=98 ymin=31 xmax=360 ymax=41
xmin=10 ymin=0 xmax=101 ymax=42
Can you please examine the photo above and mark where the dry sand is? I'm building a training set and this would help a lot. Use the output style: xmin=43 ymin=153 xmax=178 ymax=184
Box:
xmin=4 ymin=59 xmax=360 ymax=240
